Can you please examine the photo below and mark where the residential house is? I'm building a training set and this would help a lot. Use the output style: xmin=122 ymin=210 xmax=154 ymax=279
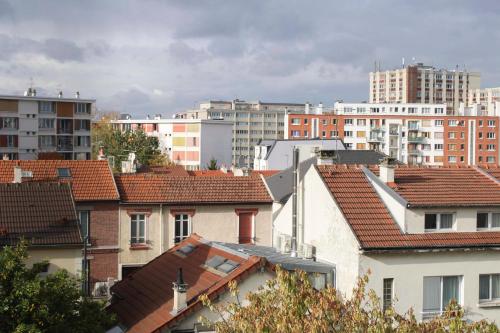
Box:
xmin=274 ymin=161 xmax=500 ymax=322
xmin=108 ymin=234 xmax=334 ymax=333
xmin=0 ymin=182 xmax=83 ymax=275
xmin=114 ymin=173 xmax=274 ymax=278
xmin=0 ymin=160 xmax=120 ymax=294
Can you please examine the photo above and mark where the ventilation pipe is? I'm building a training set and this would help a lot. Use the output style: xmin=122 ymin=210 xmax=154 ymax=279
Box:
xmin=290 ymin=146 xmax=299 ymax=258
xmin=171 ymin=268 xmax=188 ymax=315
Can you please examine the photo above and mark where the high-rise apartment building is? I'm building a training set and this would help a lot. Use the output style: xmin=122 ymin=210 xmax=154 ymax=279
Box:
xmin=0 ymin=90 xmax=93 ymax=160
xmin=285 ymin=102 xmax=500 ymax=166
xmin=467 ymin=87 xmax=500 ymax=115
xmin=175 ymin=100 xmax=306 ymax=168
xmin=369 ymin=63 xmax=480 ymax=114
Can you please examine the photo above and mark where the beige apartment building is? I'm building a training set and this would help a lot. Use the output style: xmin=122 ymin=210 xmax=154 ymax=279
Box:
xmin=175 ymin=100 xmax=305 ymax=168
xmin=369 ymin=63 xmax=480 ymax=114
xmin=468 ymin=87 xmax=500 ymax=116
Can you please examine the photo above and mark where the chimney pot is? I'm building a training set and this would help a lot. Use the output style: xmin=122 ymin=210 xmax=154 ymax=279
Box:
xmin=379 ymin=157 xmax=396 ymax=183
xmin=13 ymin=166 xmax=23 ymax=183
xmin=171 ymin=267 xmax=188 ymax=315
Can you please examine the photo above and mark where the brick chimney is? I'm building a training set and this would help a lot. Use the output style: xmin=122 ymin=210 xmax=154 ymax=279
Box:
xmin=171 ymin=268 xmax=188 ymax=315
xmin=379 ymin=157 xmax=396 ymax=184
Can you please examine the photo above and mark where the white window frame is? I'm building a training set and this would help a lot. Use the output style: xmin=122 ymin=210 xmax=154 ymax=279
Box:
xmin=75 ymin=103 xmax=89 ymax=114
xmin=174 ymin=213 xmax=191 ymax=244
xmin=383 ymin=278 xmax=394 ymax=311
xmin=344 ymin=119 xmax=353 ymax=125
xmin=424 ymin=213 xmax=455 ymax=232
xmin=130 ymin=214 xmax=146 ymax=245
xmin=479 ymin=274 xmax=500 ymax=303
xmin=422 ymin=275 xmax=463 ymax=319
xmin=78 ymin=210 xmax=91 ymax=244
xmin=291 ymin=118 xmax=301 ymax=125
xmin=477 ymin=212 xmax=500 ymax=230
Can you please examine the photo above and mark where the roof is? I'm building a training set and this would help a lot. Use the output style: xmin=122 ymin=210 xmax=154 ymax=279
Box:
xmin=137 ymin=165 xmax=190 ymax=176
xmin=108 ymin=235 xmax=265 ymax=333
xmin=257 ymin=139 xmax=345 ymax=161
xmin=327 ymin=150 xmax=387 ymax=165
xmin=215 ymin=242 xmax=335 ymax=273
xmin=0 ymin=160 xmax=119 ymax=202
xmin=0 ymin=94 xmax=95 ymax=103
xmin=187 ymin=169 xmax=279 ymax=178
xmin=316 ymin=165 xmax=500 ymax=250
xmin=115 ymin=174 xmax=273 ymax=204
xmin=385 ymin=166 xmax=500 ymax=207
xmin=0 ymin=182 xmax=82 ymax=246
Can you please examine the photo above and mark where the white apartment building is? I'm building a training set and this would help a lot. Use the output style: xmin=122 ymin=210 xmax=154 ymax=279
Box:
xmin=369 ymin=63 xmax=481 ymax=114
xmin=111 ymin=117 xmax=233 ymax=170
xmin=175 ymin=100 xmax=306 ymax=168
xmin=286 ymin=102 xmax=500 ymax=166
xmin=468 ymin=87 xmax=500 ymax=116
xmin=0 ymin=90 xmax=93 ymax=160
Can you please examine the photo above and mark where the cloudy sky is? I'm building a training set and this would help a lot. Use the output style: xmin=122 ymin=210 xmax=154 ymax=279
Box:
xmin=0 ymin=0 xmax=499 ymax=117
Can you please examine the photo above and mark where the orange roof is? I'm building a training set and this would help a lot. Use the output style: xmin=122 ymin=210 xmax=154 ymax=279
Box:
xmin=137 ymin=165 xmax=190 ymax=176
xmin=108 ymin=235 xmax=265 ymax=333
xmin=187 ymin=169 xmax=280 ymax=177
xmin=115 ymin=173 xmax=273 ymax=204
xmin=316 ymin=165 xmax=500 ymax=250
xmin=0 ymin=161 xmax=119 ymax=202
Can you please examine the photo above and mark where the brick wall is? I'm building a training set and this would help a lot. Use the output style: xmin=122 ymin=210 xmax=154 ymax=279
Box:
xmin=88 ymin=249 xmax=119 ymax=287
xmin=90 ymin=202 xmax=119 ymax=247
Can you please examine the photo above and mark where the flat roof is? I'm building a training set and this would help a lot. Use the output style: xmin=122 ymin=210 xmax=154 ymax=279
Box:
xmin=109 ymin=118 xmax=233 ymax=124
xmin=0 ymin=94 xmax=95 ymax=103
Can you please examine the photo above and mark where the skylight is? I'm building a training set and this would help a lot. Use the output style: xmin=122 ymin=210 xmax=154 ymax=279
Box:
xmin=177 ymin=243 xmax=196 ymax=255
xmin=57 ymin=168 xmax=71 ymax=178
xmin=205 ymin=256 xmax=240 ymax=274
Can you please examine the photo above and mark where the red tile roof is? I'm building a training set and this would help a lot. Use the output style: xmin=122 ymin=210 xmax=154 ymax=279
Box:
xmin=386 ymin=166 xmax=500 ymax=207
xmin=115 ymin=174 xmax=273 ymax=204
xmin=0 ymin=161 xmax=119 ymax=202
xmin=187 ymin=169 xmax=280 ymax=177
xmin=108 ymin=234 xmax=265 ymax=333
xmin=0 ymin=182 xmax=82 ymax=246
xmin=316 ymin=165 xmax=500 ymax=250
xmin=137 ymin=165 xmax=190 ymax=176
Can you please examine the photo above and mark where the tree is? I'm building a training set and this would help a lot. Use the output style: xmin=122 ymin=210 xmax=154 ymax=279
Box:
xmin=206 ymin=158 xmax=219 ymax=170
xmin=92 ymin=116 xmax=171 ymax=172
xmin=0 ymin=242 xmax=116 ymax=333
xmin=201 ymin=266 xmax=499 ymax=333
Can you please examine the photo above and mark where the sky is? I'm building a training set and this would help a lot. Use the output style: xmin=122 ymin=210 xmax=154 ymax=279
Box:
xmin=0 ymin=0 xmax=499 ymax=117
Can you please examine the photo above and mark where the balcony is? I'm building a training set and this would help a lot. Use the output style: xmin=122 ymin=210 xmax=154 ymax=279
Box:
xmin=407 ymin=124 xmax=420 ymax=131
xmin=407 ymin=136 xmax=425 ymax=143
xmin=370 ymin=126 xmax=384 ymax=133
xmin=368 ymin=135 xmax=384 ymax=143
xmin=407 ymin=149 xmax=423 ymax=156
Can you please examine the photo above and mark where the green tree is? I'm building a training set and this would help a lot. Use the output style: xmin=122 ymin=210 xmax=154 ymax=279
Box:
xmin=201 ymin=266 xmax=499 ymax=333
xmin=206 ymin=158 xmax=219 ymax=170
xmin=0 ymin=242 xmax=116 ymax=333
xmin=92 ymin=116 xmax=170 ymax=172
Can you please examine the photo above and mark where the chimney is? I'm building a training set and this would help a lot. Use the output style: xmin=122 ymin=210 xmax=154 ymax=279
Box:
xmin=304 ymin=102 xmax=310 ymax=114
xmin=171 ymin=268 xmax=188 ymax=315
xmin=32 ymin=89 xmax=37 ymax=97
xmin=97 ymin=147 xmax=106 ymax=161
xmin=13 ymin=166 xmax=23 ymax=183
xmin=2 ymin=154 xmax=9 ymax=161
xmin=58 ymin=91 xmax=63 ymax=98
xmin=75 ymin=91 xmax=80 ymax=99
xmin=379 ymin=157 xmax=396 ymax=184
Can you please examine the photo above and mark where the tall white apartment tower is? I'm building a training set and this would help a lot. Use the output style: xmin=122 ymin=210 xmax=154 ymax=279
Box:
xmin=369 ymin=63 xmax=480 ymax=115
xmin=176 ymin=100 xmax=305 ymax=168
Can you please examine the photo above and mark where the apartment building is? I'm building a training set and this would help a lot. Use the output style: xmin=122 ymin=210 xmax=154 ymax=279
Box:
xmin=0 ymin=90 xmax=93 ymax=160
xmin=175 ymin=100 xmax=306 ymax=168
xmin=369 ymin=63 xmax=480 ymax=114
xmin=468 ymin=87 xmax=500 ymax=115
xmin=273 ymin=161 xmax=500 ymax=323
xmin=286 ymin=102 xmax=500 ymax=166
xmin=111 ymin=117 xmax=232 ymax=170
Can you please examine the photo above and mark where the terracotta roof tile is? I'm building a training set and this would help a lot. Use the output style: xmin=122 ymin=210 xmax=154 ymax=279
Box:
xmin=0 ymin=182 xmax=81 ymax=246
xmin=108 ymin=235 xmax=265 ymax=333
xmin=115 ymin=174 xmax=272 ymax=204
xmin=0 ymin=160 xmax=119 ymax=202
xmin=316 ymin=165 xmax=500 ymax=250
xmin=187 ymin=170 xmax=279 ymax=177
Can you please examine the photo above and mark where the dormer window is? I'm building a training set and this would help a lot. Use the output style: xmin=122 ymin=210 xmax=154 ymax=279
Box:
xmin=477 ymin=212 xmax=500 ymax=230
xmin=425 ymin=213 xmax=454 ymax=231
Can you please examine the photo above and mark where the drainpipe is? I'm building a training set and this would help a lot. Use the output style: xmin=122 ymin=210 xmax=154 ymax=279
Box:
xmin=291 ymin=146 xmax=299 ymax=257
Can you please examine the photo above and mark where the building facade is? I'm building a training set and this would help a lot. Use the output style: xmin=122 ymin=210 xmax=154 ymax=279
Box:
xmin=175 ymin=100 xmax=306 ymax=168
xmin=0 ymin=92 xmax=93 ymax=160
xmin=369 ymin=63 xmax=480 ymax=114
xmin=111 ymin=117 xmax=233 ymax=170
xmin=467 ymin=87 xmax=500 ymax=116
xmin=285 ymin=102 xmax=500 ymax=166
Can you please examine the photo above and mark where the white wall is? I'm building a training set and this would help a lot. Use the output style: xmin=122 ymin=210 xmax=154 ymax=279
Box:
xmin=361 ymin=250 xmax=500 ymax=323
xmin=200 ymin=122 xmax=232 ymax=168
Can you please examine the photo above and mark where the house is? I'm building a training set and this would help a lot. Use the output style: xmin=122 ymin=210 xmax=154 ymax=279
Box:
xmin=114 ymin=173 xmax=274 ymax=278
xmin=0 ymin=160 xmax=120 ymax=295
xmin=108 ymin=234 xmax=334 ymax=333
xmin=275 ymin=160 xmax=500 ymax=322
xmin=0 ymin=182 xmax=83 ymax=276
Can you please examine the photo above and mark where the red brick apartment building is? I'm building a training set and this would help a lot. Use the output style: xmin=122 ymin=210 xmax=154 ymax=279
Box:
xmin=285 ymin=103 xmax=500 ymax=166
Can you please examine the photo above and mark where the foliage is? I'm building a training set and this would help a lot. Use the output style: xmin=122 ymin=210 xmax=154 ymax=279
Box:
xmin=201 ymin=266 xmax=499 ymax=333
xmin=206 ymin=158 xmax=219 ymax=170
xmin=92 ymin=116 xmax=171 ymax=171
xmin=0 ymin=242 xmax=116 ymax=333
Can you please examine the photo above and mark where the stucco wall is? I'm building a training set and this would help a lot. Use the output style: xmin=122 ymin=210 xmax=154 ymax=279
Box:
xmin=200 ymin=122 xmax=233 ymax=168
xmin=301 ymin=166 xmax=360 ymax=295
xmin=26 ymin=248 xmax=83 ymax=277
xmin=360 ymin=250 xmax=500 ymax=323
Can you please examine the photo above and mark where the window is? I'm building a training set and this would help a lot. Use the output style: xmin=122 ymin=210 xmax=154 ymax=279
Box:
xmin=57 ymin=168 xmax=71 ymax=177
xmin=425 ymin=213 xmax=454 ymax=231
xmin=322 ymin=131 xmax=326 ymax=137
xmin=75 ymin=136 xmax=91 ymax=147
xmin=488 ymin=120 xmax=495 ymax=127
xmin=435 ymin=120 xmax=444 ymax=126
xmin=291 ymin=130 xmax=300 ymax=137
xmin=479 ymin=120 xmax=483 ymax=127
xmin=487 ymin=144 xmax=495 ymax=151
xmin=423 ymin=276 xmax=462 ymax=318
xmin=130 ymin=214 xmax=146 ymax=244
xmin=331 ymin=119 xmax=337 ymax=125
xmin=322 ymin=119 xmax=328 ymax=126
xmin=79 ymin=211 xmax=90 ymax=242
xmin=291 ymin=118 xmax=300 ymax=125
xmin=477 ymin=213 xmax=500 ymax=230
xmin=479 ymin=274 xmax=500 ymax=302
xmin=357 ymin=119 xmax=366 ymax=126
xmin=383 ymin=278 xmax=394 ymax=311
xmin=448 ymin=156 xmax=457 ymax=163
xmin=304 ymin=118 xmax=308 ymax=125
xmin=356 ymin=131 xmax=365 ymax=138
xmin=38 ymin=101 xmax=55 ymax=113
xmin=343 ymin=131 xmax=353 ymax=137
xmin=1 ymin=117 xmax=18 ymax=129
xmin=487 ymin=156 xmax=496 ymax=163
xmin=434 ymin=144 xmax=443 ymax=150
xmin=174 ymin=214 xmax=190 ymax=243
xmin=330 ymin=131 xmax=338 ymax=137
xmin=435 ymin=108 xmax=444 ymax=114
xmin=38 ymin=118 xmax=55 ymax=129
xmin=487 ymin=132 xmax=495 ymax=139
xmin=344 ymin=119 xmax=353 ymax=125
xmin=448 ymin=120 xmax=457 ymax=126
xmin=75 ymin=103 xmax=90 ymax=114
xmin=448 ymin=132 xmax=456 ymax=139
